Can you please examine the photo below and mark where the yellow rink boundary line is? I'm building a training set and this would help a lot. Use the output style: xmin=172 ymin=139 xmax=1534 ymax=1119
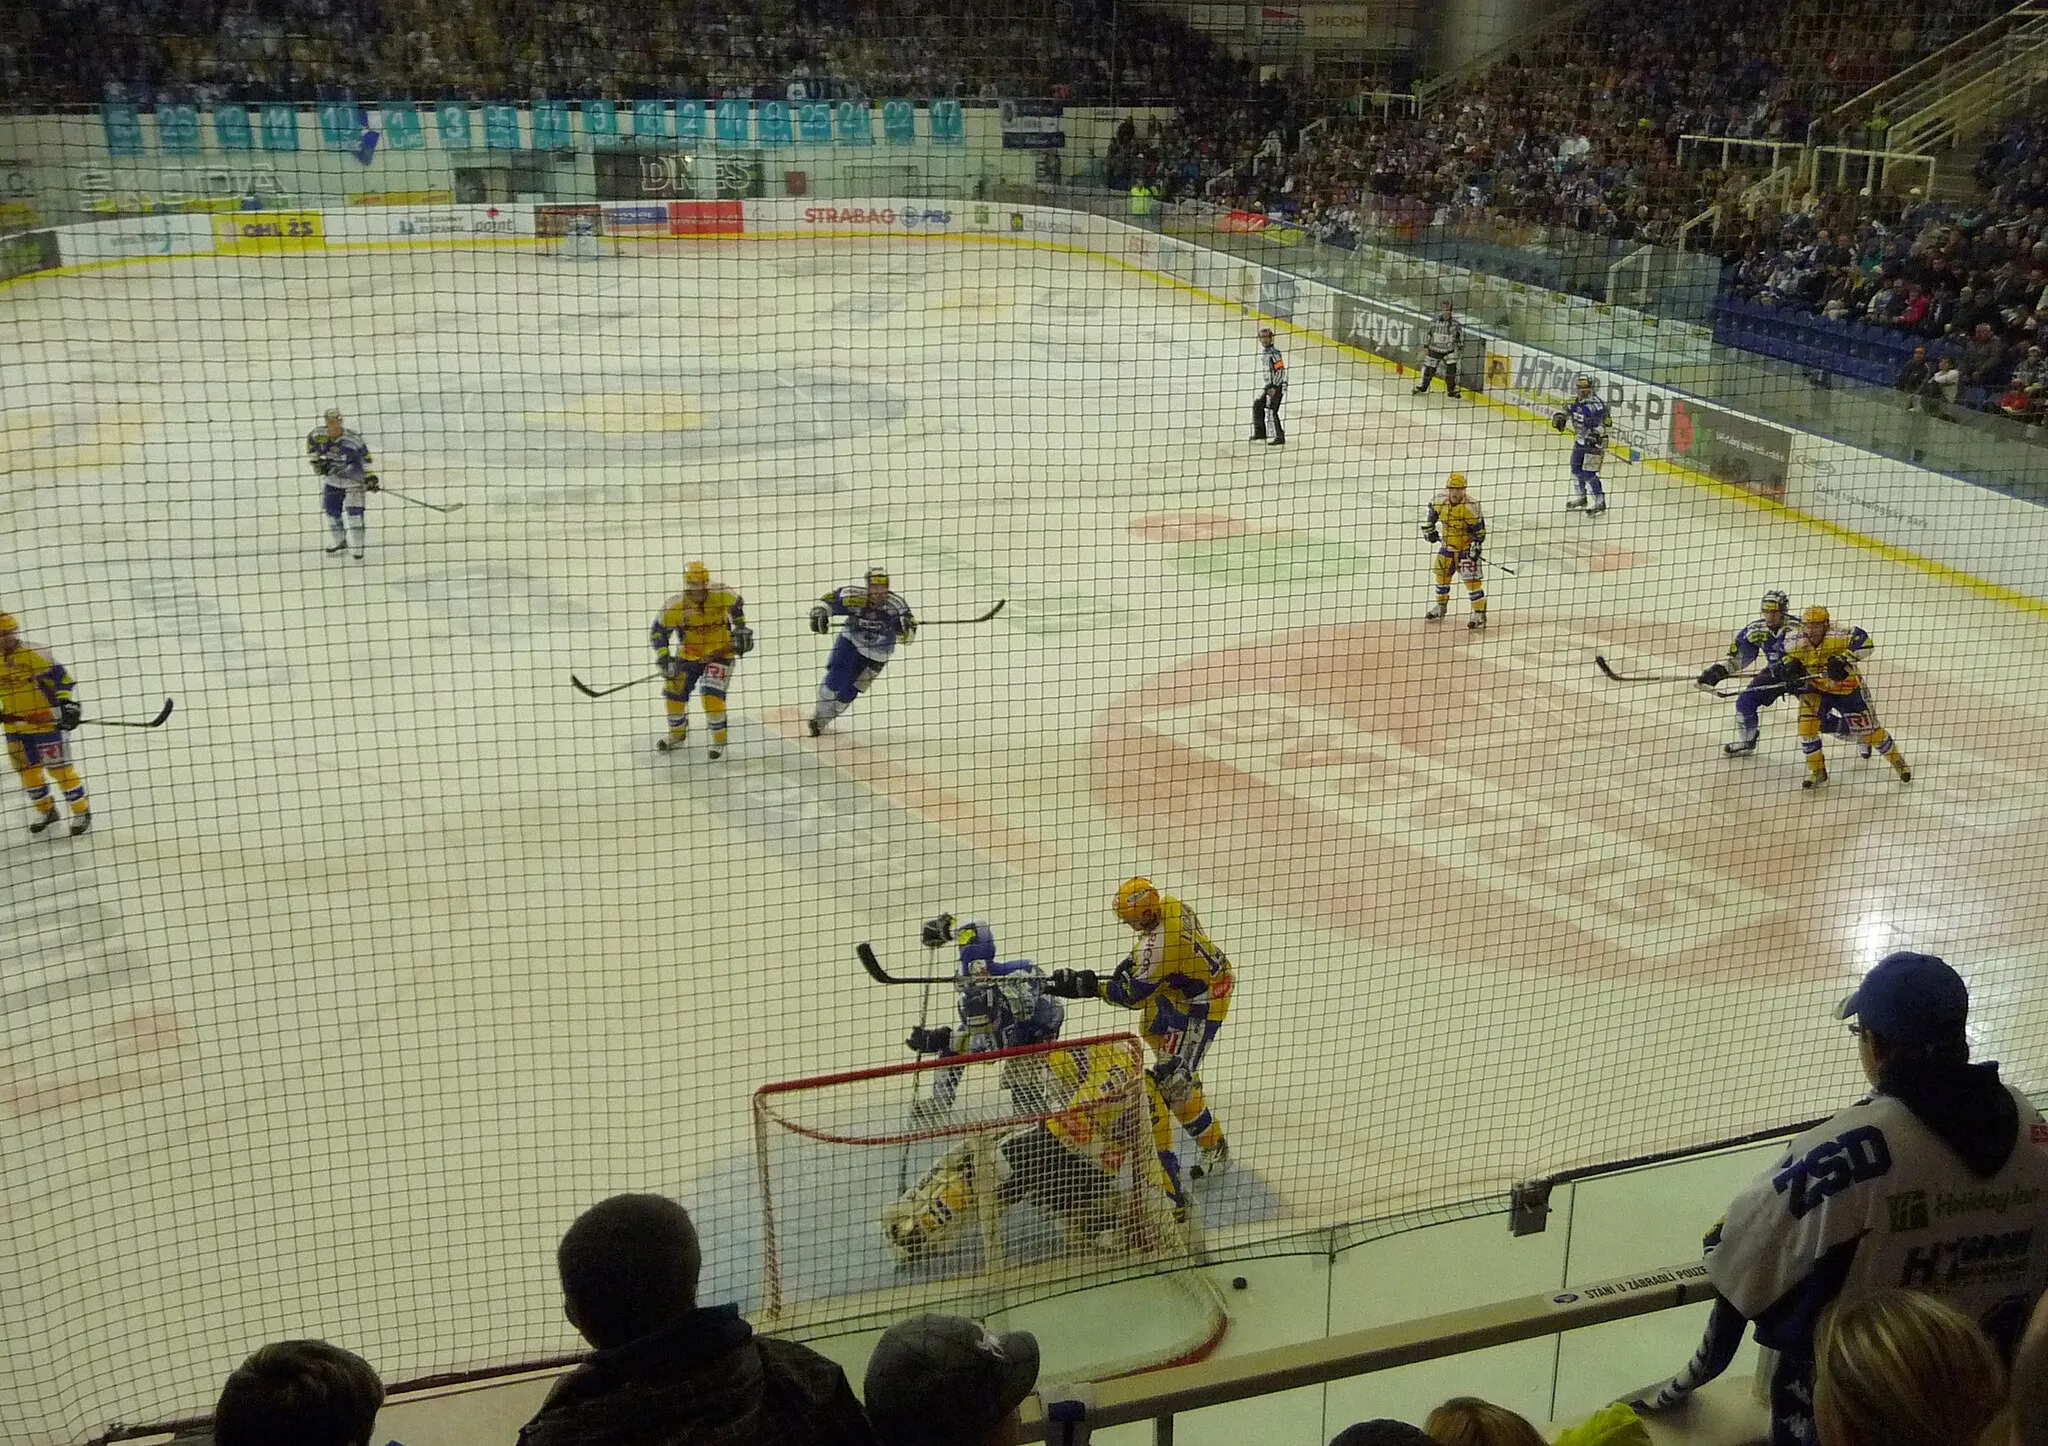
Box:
xmin=6 ymin=226 xmax=2045 ymax=620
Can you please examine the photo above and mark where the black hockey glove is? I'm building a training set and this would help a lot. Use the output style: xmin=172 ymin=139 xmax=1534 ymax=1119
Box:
xmin=1422 ymin=526 xmax=1440 ymax=544
xmin=1826 ymin=657 xmax=1852 ymax=681
xmin=658 ymin=655 xmax=686 ymax=680
xmin=730 ymin=624 xmax=755 ymax=656
xmin=808 ymin=605 xmax=832 ymax=636
xmin=1775 ymin=657 xmax=1809 ymax=689
xmin=919 ymin=913 xmax=957 ymax=949
xmin=1552 ymin=411 xmax=1569 ymax=432
xmin=311 ymin=456 xmax=331 ymax=475
xmin=1696 ymin=662 xmax=1731 ymax=689
xmin=906 ymin=1025 xmax=953 ymax=1055
xmin=1045 ymin=968 xmax=1100 ymax=999
xmin=56 ymin=701 xmax=83 ymax=731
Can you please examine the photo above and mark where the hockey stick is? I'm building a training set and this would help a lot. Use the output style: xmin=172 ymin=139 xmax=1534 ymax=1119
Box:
xmin=857 ymin=941 xmax=955 ymax=986
xmin=1 ymin=700 xmax=175 ymax=729
xmin=87 ymin=699 xmax=177 ymax=729
xmin=379 ymin=487 xmax=464 ymax=515
xmin=1594 ymin=655 xmax=1699 ymax=684
xmin=570 ymin=672 xmax=662 ymax=699
xmin=921 ymin=600 xmax=1006 ymax=626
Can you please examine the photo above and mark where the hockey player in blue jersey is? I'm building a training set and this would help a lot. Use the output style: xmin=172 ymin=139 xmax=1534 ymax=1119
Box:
xmin=1697 ymin=590 xmax=1799 ymax=756
xmin=806 ymin=567 xmax=916 ymax=735
xmin=906 ymin=916 xmax=1066 ymax=1118
xmin=1553 ymin=377 xmax=1609 ymax=515
xmin=305 ymin=408 xmax=379 ymax=559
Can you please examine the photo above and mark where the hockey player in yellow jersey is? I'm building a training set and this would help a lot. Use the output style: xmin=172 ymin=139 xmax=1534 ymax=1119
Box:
xmin=1423 ymin=473 xmax=1488 ymax=630
xmin=1047 ymin=878 xmax=1234 ymax=1179
xmin=1780 ymin=606 xmax=1911 ymax=790
xmin=880 ymin=1037 xmax=1186 ymax=1262
xmin=648 ymin=561 xmax=753 ymax=759
xmin=0 ymin=612 xmax=90 ymax=836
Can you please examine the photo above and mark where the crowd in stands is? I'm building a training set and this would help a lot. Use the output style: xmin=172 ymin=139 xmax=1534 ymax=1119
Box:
xmin=1118 ymin=0 xmax=2008 ymax=250
xmin=1710 ymin=94 xmax=2048 ymax=420
xmin=0 ymin=0 xmax=1246 ymax=107
xmin=197 ymin=953 xmax=2048 ymax=1446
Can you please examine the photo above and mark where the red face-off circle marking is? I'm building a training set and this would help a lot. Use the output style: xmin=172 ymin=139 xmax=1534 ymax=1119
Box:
xmin=1092 ymin=618 xmax=2048 ymax=980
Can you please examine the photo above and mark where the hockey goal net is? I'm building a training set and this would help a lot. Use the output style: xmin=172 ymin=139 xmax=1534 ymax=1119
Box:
xmin=752 ymin=1032 xmax=1203 ymax=1330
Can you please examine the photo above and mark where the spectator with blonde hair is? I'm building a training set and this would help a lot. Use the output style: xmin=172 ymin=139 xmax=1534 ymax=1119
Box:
xmin=1812 ymin=1289 xmax=2006 ymax=1446
xmin=1424 ymin=1397 xmax=1547 ymax=1446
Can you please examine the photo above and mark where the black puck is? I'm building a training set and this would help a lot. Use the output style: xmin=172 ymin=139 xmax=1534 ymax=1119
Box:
xmin=1231 ymin=1276 xmax=1249 ymax=1291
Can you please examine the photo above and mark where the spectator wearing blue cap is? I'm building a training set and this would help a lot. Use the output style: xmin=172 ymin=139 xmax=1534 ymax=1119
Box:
xmin=1633 ymin=952 xmax=2048 ymax=1446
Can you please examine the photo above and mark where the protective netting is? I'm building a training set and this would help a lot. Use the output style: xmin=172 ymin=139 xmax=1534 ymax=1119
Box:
xmin=8 ymin=14 xmax=2048 ymax=1440
xmin=754 ymin=1032 xmax=1199 ymax=1328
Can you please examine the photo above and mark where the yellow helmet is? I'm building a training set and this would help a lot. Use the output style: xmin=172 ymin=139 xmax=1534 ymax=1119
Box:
xmin=684 ymin=560 xmax=711 ymax=585
xmin=0 ymin=612 xmax=16 ymax=633
xmin=1445 ymin=472 xmax=1468 ymax=490
xmin=1113 ymin=877 xmax=1162 ymax=928
xmin=1802 ymin=605 xmax=1830 ymax=625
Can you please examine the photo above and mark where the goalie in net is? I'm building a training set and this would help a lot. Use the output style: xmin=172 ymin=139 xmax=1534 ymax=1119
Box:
xmin=881 ymin=1033 xmax=1189 ymax=1263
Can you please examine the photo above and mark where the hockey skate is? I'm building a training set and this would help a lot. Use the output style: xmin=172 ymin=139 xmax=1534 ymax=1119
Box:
xmin=28 ymin=808 xmax=61 ymax=836
xmin=656 ymin=729 xmax=688 ymax=753
xmin=325 ymin=541 xmax=347 ymax=555
xmin=1446 ymin=389 xmax=1462 ymax=400
xmin=1860 ymin=743 xmax=1874 ymax=760
xmin=1467 ymin=614 xmax=1487 ymax=630
xmin=1192 ymin=1139 xmax=1232 ymax=1181
xmin=1424 ymin=602 xmax=1447 ymax=622
xmin=1803 ymin=768 xmax=1829 ymax=790
xmin=1897 ymin=766 xmax=1913 ymax=783
xmin=1565 ymin=495 xmax=1588 ymax=511
xmin=1412 ymin=382 xmax=1429 ymax=395
xmin=806 ymin=717 xmax=823 ymax=737
xmin=69 ymin=811 xmax=91 ymax=836
xmin=1723 ymin=732 xmax=1759 ymax=756
xmin=1586 ymin=500 xmax=1607 ymax=516
xmin=707 ymin=743 xmax=725 ymax=761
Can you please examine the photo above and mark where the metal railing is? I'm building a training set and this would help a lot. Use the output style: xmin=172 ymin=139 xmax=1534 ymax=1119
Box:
xmin=1825 ymin=4 xmax=2048 ymax=138
xmin=1016 ymin=1264 xmax=1720 ymax=1444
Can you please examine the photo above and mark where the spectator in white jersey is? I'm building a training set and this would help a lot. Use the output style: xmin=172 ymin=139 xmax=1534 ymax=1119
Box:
xmin=1635 ymin=952 xmax=2048 ymax=1446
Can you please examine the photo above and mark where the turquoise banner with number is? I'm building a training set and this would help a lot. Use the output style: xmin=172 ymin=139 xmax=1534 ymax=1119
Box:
xmin=101 ymin=104 xmax=145 ymax=156
xmin=716 ymin=99 xmax=750 ymax=144
xmin=531 ymin=101 xmax=570 ymax=149
xmin=259 ymin=104 xmax=300 ymax=150
xmin=214 ymin=106 xmax=253 ymax=150
xmin=158 ymin=104 xmax=202 ymax=154
xmin=97 ymin=96 xmax=971 ymax=154
xmin=836 ymin=102 xmax=873 ymax=145
xmin=317 ymin=103 xmax=360 ymax=149
xmin=582 ymin=100 xmax=619 ymax=146
xmin=436 ymin=103 xmax=473 ymax=149
xmin=881 ymin=100 xmax=915 ymax=145
xmin=483 ymin=104 xmax=522 ymax=148
xmin=383 ymin=104 xmax=425 ymax=150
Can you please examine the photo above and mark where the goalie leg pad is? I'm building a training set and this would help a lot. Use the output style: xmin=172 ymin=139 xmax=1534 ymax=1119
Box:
xmin=882 ymin=1141 xmax=978 ymax=1261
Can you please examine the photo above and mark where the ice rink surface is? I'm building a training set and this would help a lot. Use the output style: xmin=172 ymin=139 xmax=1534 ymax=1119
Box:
xmin=6 ymin=236 xmax=2048 ymax=1439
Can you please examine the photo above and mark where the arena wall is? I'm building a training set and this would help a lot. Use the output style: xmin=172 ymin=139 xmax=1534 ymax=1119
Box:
xmin=11 ymin=195 xmax=2048 ymax=610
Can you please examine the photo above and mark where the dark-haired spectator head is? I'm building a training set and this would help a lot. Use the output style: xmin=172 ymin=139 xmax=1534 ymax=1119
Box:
xmin=1334 ymin=1422 xmax=1440 ymax=1446
xmin=213 ymin=1340 xmax=384 ymax=1446
xmin=1424 ymin=1397 xmax=1547 ymax=1446
xmin=556 ymin=1192 xmax=703 ymax=1349
xmin=1812 ymin=1289 xmax=2005 ymax=1446
xmin=523 ymin=1192 xmax=877 ymax=1446
xmin=864 ymin=1314 xmax=1039 ymax=1446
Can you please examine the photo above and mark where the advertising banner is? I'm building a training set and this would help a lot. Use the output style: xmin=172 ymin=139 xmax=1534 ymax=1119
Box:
xmin=1669 ymin=399 xmax=1791 ymax=500
xmin=1000 ymin=100 xmax=1066 ymax=150
xmin=350 ymin=190 xmax=453 ymax=206
xmin=930 ymin=99 xmax=966 ymax=145
xmin=212 ymin=210 xmax=323 ymax=252
xmin=531 ymin=101 xmax=571 ymax=150
xmin=58 ymin=213 xmax=215 ymax=263
xmin=101 ymin=104 xmax=145 ymax=157
xmin=668 ymin=200 xmax=744 ymax=236
xmin=536 ymin=203 xmax=602 ymax=239
xmin=602 ymin=203 xmax=669 ymax=236
xmin=259 ymin=103 xmax=300 ymax=151
xmin=1333 ymin=290 xmax=1424 ymax=364
xmin=1484 ymin=343 xmax=1665 ymax=459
